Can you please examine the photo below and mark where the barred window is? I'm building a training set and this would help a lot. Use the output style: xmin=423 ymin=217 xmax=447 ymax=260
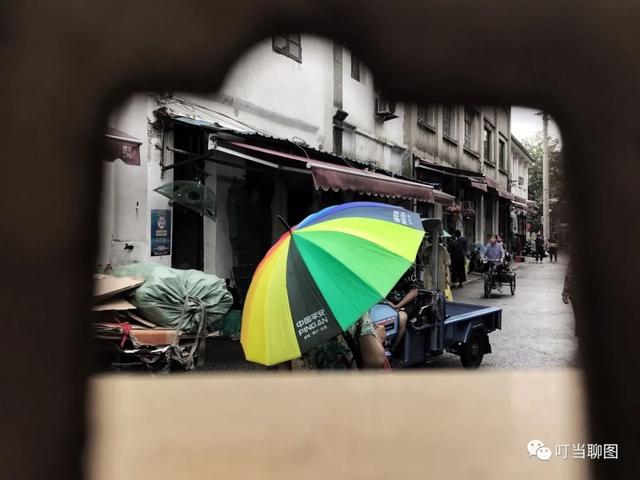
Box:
xmin=443 ymin=106 xmax=456 ymax=139
xmin=273 ymin=34 xmax=302 ymax=63
xmin=351 ymin=54 xmax=360 ymax=81
xmin=463 ymin=107 xmax=479 ymax=150
xmin=483 ymin=126 xmax=493 ymax=162
xmin=418 ymin=106 xmax=436 ymax=128
xmin=499 ymin=139 xmax=506 ymax=170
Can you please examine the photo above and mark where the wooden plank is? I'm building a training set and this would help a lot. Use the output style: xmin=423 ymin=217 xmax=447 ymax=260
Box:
xmin=88 ymin=370 xmax=588 ymax=480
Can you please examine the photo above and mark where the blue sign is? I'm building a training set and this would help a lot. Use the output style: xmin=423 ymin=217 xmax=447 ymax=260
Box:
xmin=151 ymin=209 xmax=171 ymax=256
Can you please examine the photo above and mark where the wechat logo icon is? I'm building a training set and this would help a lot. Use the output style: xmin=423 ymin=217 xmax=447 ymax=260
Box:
xmin=527 ymin=439 xmax=552 ymax=461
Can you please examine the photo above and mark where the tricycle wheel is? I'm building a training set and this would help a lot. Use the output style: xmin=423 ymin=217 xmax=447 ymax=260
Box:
xmin=460 ymin=331 xmax=485 ymax=369
xmin=510 ymin=275 xmax=516 ymax=295
xmin=483 ymin=272 xmax=492 ymax=298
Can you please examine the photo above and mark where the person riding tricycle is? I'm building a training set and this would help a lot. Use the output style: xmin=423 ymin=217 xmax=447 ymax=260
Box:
xmin=482 ymin=234 xmax=516 ymax=297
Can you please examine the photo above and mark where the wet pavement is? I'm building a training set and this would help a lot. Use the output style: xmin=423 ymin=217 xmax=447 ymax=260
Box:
xmin=428 ymin=255 xmax=580 ymax=370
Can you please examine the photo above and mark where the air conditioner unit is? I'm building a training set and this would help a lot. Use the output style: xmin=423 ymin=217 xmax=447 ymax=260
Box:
xmin=375 ymin=97 xmax=398 ymax=121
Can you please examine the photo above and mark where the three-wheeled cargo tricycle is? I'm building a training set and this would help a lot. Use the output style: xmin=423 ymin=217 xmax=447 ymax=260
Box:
xmin=482 ymin=258 xmax=516 ymax=298
xmin=369 ymin=219 xmax=502 ymax=369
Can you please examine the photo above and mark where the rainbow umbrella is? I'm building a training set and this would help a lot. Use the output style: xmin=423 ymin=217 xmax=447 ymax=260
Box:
xmin=241 ymin=202 xmax=425 ymax=366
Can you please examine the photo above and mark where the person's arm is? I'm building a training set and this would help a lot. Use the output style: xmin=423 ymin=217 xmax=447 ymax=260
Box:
xmin=392 ymin=288 xmax=418 ymax=309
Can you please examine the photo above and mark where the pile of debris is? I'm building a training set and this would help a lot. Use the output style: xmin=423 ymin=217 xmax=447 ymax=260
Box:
xmin=92 ymin=263 xmax=233 ymax=372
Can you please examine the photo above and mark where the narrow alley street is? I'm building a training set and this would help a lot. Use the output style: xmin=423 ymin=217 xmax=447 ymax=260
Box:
xmin=430 ymin=256 xmax=579 ymax=369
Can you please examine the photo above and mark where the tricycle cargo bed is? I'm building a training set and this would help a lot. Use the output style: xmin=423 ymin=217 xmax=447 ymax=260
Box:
xmin=443 ymin=302 xmax=502 ymax=346
xmin=445 ymin=302 xmax=502 ymax=328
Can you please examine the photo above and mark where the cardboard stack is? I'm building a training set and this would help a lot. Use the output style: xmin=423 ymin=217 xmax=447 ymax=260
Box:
xmin=92 ymin=274 xmax=204 ymax=370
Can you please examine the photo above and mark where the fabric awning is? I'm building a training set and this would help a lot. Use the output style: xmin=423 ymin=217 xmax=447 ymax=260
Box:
xmin=468 ymin=177 xmax=488 ymax=192
xmin=227 ymin=141 xmax=455 ymax=205
xmin=433 ymin=189 xmax=455 ymax=206
xmin=498 ymin=190 xmax=515 ymax=201
xmin=310 ymin=163 xmax=454 ymax=204
xmin=484 ymin=175 xmax=499 ymax=189
xmin=104 ymin=127 xmax=141 ymax=165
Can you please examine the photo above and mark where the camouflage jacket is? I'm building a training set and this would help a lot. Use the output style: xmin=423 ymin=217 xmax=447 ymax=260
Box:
xmin=294 ymin=313 xmax=376 ymax=370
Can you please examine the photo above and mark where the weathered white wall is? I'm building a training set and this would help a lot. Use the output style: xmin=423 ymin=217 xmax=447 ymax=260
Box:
xmin=101 ymin=37 xmax=525 ymax=277
xmin=510 ymin=147 xmax=530 ymax=199
xmin=161 ymin=35 xmax=334 ymax=152
xmin=100 ymin=94 xmax=152 ymax=267
xmin=98 ymin=94 xmax=175 ymax=269
xmin=342 ymin=49 xmax=407 ymax=173
xmin=97 ymin=160 xmax=114 ymax=267
xmin=146 ymin=103 xmax=174 ymax=268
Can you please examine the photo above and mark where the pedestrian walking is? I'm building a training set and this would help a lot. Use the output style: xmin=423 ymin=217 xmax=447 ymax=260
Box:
xmin=534 ymin=233 xmax=545 ymax=263
xmin=456 ymin=229 xmax=468 ymax=256
xmin=449 ymin=230 xmax=467 ymax=288
xmin=547 ymin=235 xmax=558 ymax=263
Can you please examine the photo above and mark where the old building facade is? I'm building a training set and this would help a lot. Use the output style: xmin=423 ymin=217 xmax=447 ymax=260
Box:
xmin=510 ymin=135 xmax=533 ymax=237
xmin=99 ymin=34 xmax=531 ymax=295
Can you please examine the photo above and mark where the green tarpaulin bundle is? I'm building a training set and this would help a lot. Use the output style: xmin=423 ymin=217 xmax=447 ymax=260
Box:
xmin=112 ymin=263 xmax=233 ymax=333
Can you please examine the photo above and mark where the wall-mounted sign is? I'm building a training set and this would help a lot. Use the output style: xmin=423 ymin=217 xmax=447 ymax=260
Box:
xmin=151 ymin=209 xmax=171 ymax=256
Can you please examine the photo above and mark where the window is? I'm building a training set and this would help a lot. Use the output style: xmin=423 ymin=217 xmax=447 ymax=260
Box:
xmin=272 ymin=34 xmax=302 ymax=62
xmin=483 ymin=125 xmax=493 ymax=162
xmin=443 ymin=106 xmax=456 ymax=140
xmin=351 ymin=54 xmax=360 ymax=81
xmin=417 ymin=106 xmax=436 ymax=128
xmin=463 ymin=107 xmax=479 ymax=151
xmin=499 ymin=139 xmax=506 ymax=170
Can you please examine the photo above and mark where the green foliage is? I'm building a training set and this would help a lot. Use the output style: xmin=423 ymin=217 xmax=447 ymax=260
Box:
xmin=521 ymin=132 xmax=563 ymax=234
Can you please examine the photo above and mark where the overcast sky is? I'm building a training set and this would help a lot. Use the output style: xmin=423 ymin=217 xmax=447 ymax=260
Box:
xmin=511 ymin=106 xmax=562 ymax=144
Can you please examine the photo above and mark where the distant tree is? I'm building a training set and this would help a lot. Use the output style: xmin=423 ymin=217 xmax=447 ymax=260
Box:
xmin=521 ymin=132 xmax=563 ymax=235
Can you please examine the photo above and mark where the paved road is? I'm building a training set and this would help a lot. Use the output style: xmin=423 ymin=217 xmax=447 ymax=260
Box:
xmin=201 ymin=256 xmax=578 ymax=372
xmin=428 ymin=256 xmax=579 ymax=370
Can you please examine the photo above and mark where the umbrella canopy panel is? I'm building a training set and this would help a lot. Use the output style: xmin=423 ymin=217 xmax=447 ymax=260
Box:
xmin=241 ymin=202 xmax=425 ymax=365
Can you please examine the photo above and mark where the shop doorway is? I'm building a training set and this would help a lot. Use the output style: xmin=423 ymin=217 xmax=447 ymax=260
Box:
xmin=286 ymin=175 xmax=315 ymax=226
xmin=227 ymin=169 xmax=275 ymax=298
xmin=171 ymin=125 xmax=205 ymax=270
